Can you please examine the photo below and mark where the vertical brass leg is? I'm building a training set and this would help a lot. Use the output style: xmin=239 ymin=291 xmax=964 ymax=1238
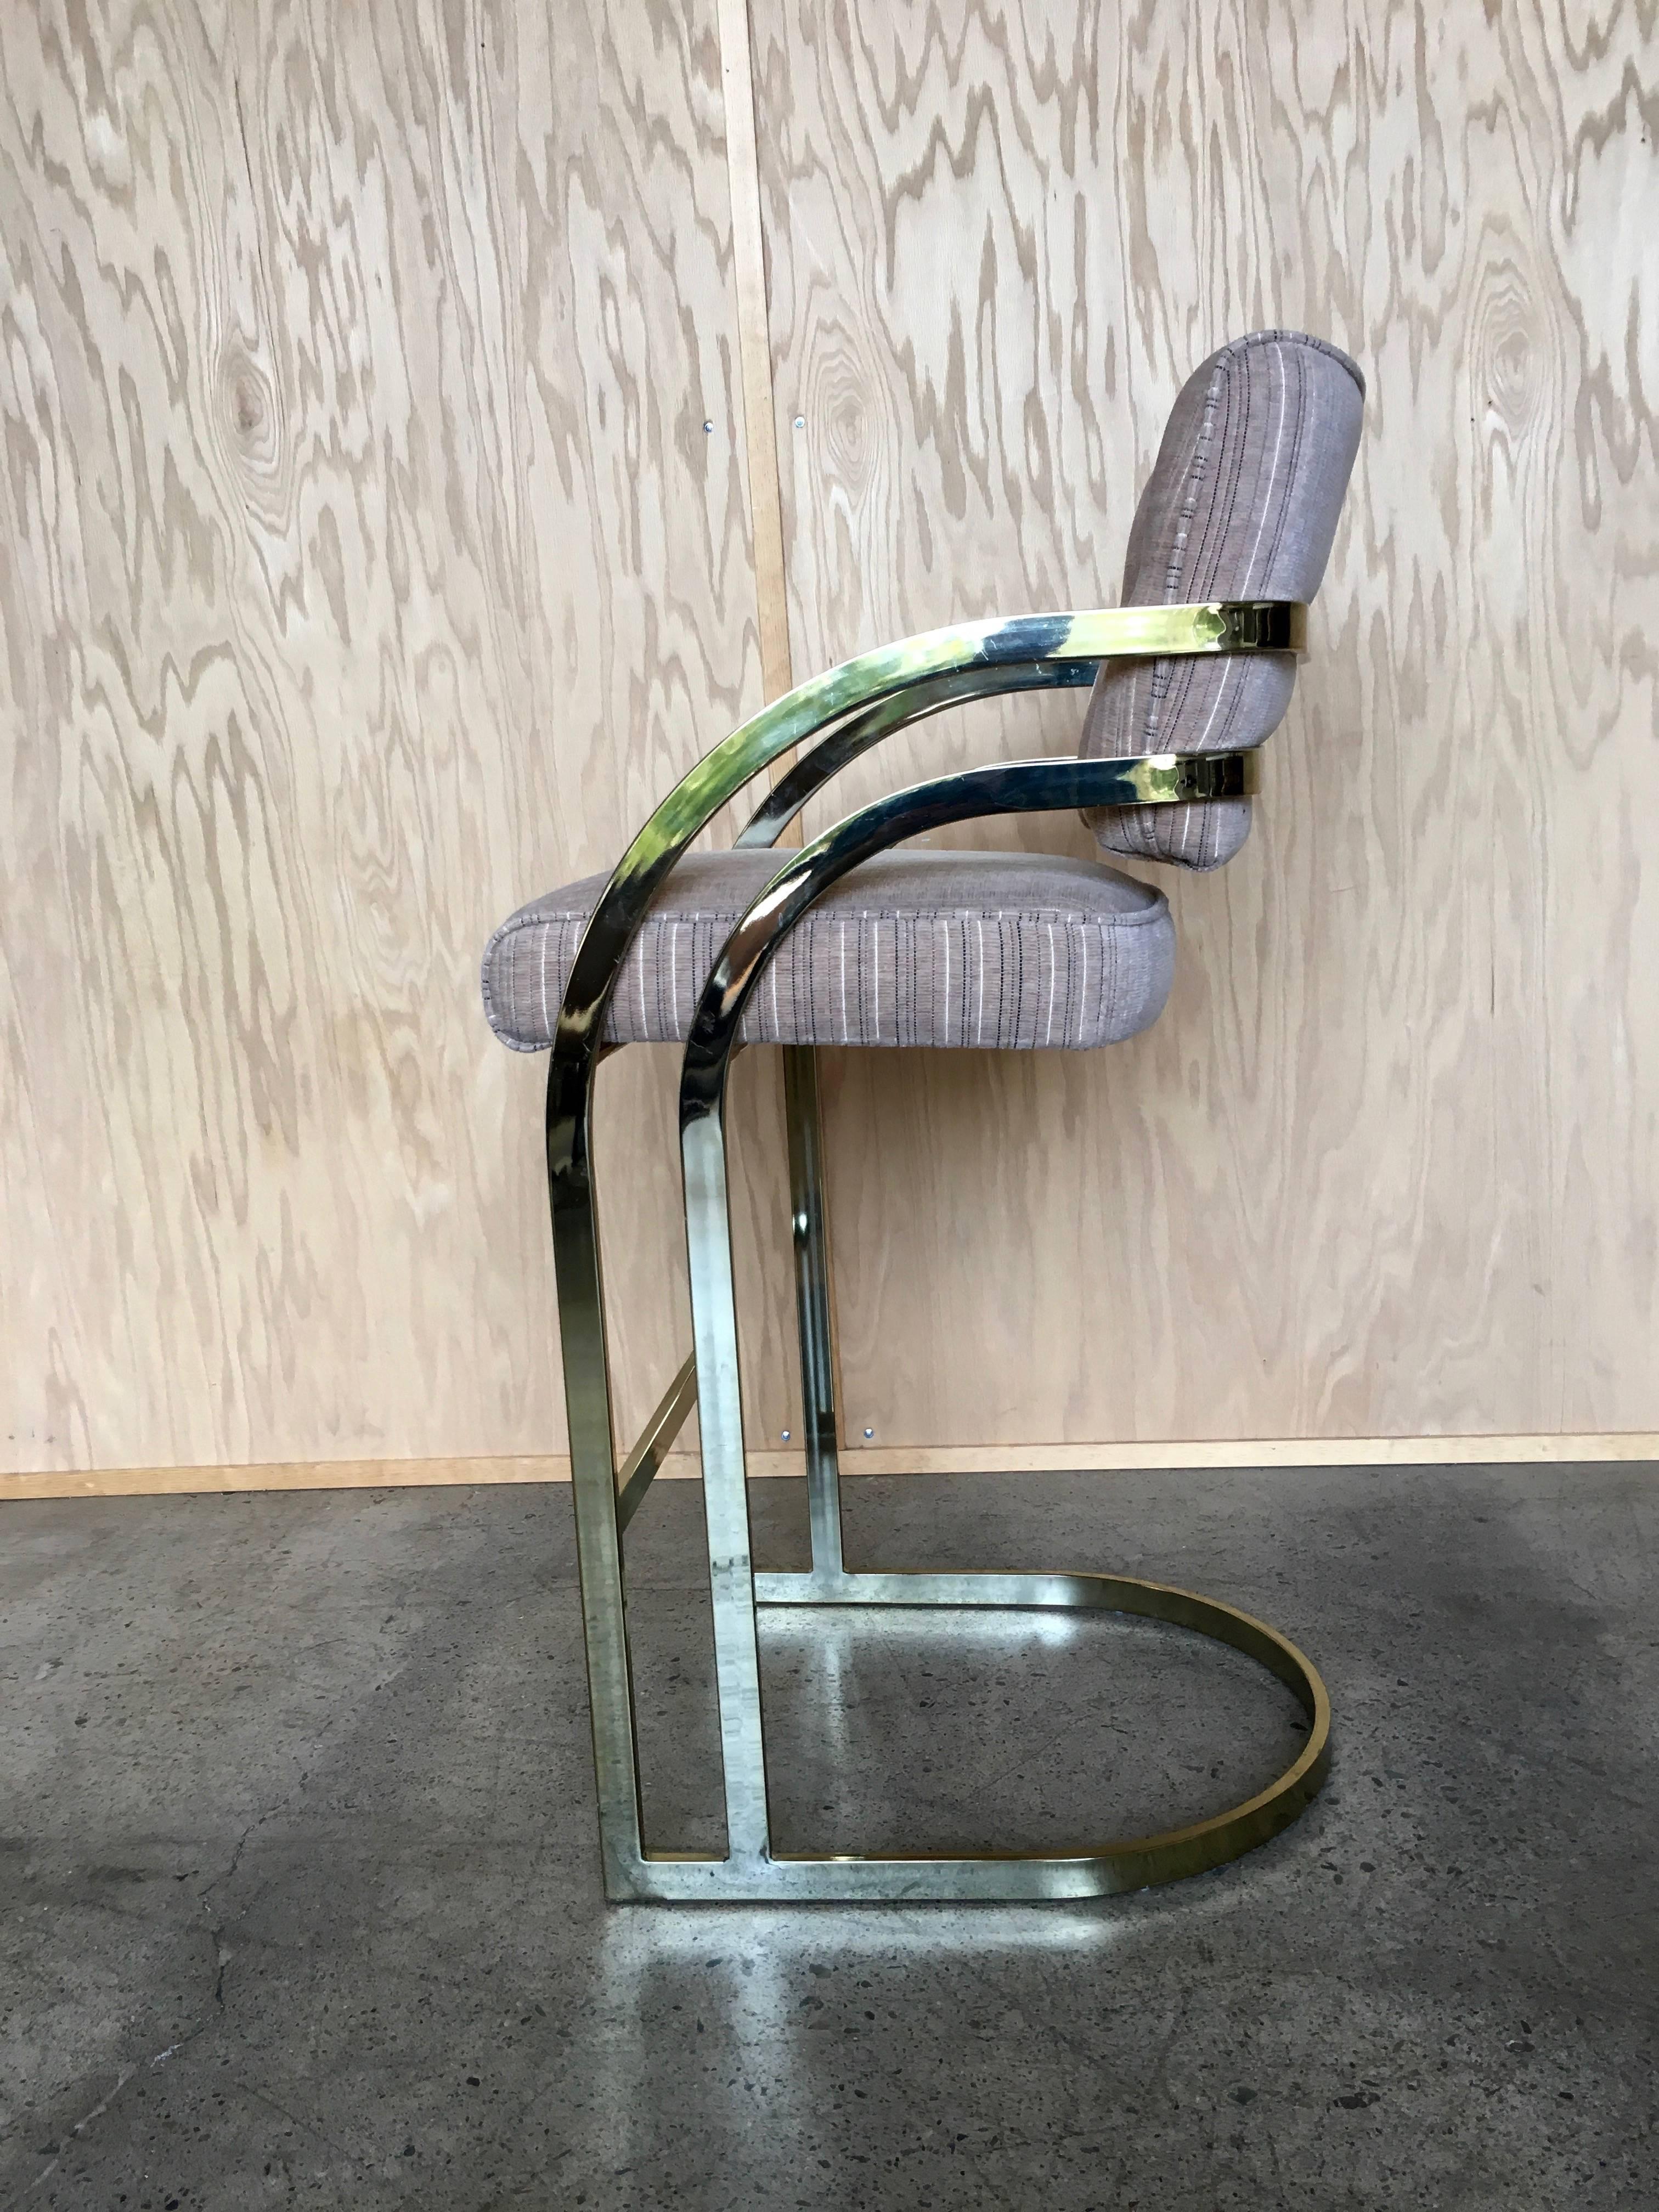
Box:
xmin=545 ymin=1051 xmax=650 ymax=1897
xmin=782 ymin=1046 xmax=845 ymax=1581
xmin=680 ymin=1100 xmax=773 ymax=1864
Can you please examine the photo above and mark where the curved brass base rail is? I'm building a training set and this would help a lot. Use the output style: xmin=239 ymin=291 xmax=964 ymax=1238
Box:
xmin=614 ymin=1568 xmax=1330 ymax=1904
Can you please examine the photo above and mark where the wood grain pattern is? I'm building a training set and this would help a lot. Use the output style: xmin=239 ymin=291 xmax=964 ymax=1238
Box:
xmin=751 ymin=0 xmax=1659 ymax=1447
xmin=4 ymin=0 xmax=1655 ymax=1485
xmin=718 ymin=0 xmax=794 ymax=708
xmin=0 ymin=0 xmax=798 ymax=1475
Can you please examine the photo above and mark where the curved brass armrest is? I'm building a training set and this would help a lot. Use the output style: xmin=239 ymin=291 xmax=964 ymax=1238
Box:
xmin=681 ymin=749 xmax=1255 ymax=1115
xmin=732 ymin=603 xmax=1307 ymax=853
xmin=552 ymin=599 xmax=1300 ymax=1105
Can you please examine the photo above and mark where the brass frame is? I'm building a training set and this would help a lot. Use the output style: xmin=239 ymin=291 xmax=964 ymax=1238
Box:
xmin=544 ymin=601 xmax=1330 ymax=1903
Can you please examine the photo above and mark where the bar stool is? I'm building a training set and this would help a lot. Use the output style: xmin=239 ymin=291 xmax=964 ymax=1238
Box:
xmin=482 ymin=329 xmax=1364 ymax=1900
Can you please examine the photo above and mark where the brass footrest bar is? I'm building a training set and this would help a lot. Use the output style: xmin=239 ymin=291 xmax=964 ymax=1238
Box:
xmin=611 ymin=1567 xmax=1329 ymax=1904
xmin=615 ymin=1353 xmax=698 ymax=1536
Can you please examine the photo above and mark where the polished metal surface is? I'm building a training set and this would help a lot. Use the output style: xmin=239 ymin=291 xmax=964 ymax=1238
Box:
xmin=681 ymin=1095 xmax=772 ymax=1859
xmin=684 ymin=752 xmax=1256 ymax=1125
xmin=734 ymin=660 xmax=1097 ymax=850
xmin=617 ymin=1567 xmax=1330 ymax=1903
xmin=782 ymin=1047 xmax=846 ymax=1582
xmin=540 ymin=600 xmax=1316 ymax=1900
xmin=660 ymin=738 xmax=1323 ymax=1900
xmin=614 ymin=1353 xmax=698 ymax=1537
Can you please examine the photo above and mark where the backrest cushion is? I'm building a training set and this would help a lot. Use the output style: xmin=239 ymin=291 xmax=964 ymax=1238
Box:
xmin=1081 ymin=330 xmax=1364 ymax=869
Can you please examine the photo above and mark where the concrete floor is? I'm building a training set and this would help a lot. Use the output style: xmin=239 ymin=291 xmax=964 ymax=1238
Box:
xmin=2 ymin=1465 xmax=1656 ymax=2209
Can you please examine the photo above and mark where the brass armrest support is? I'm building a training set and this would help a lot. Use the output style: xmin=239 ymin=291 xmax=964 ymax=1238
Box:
xmin=736 ymin=601 xmax=1300 ymax=852
xmin=681 ymin=749 xmax=1255 ymax=1113
xmin=552 ymin=600 xmax=1301 ymax=1097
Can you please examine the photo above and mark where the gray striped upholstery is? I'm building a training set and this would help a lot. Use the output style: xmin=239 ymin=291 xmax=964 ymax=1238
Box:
xmin=481 ymin=850 xmax=1173 ymax=1052
xmin=1083 ymin=329 xmax=1364 ymax=870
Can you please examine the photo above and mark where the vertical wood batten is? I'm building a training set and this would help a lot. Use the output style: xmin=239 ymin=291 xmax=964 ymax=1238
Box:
xmin=717 ymin=0 xmax=794 ymax=715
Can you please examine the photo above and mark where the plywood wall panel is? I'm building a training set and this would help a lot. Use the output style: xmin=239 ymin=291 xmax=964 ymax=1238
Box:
xmin=0 ymin=0 xmax=797 ymax=1474
xmin=750 ymin=0 xmax=1658 ymax=1447
xmin=3 ymin=0 xmax=1652 ymax=1482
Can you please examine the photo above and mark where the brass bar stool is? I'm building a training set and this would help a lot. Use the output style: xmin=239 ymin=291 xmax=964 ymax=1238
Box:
xmin=482 ymin=330 xmax=1365 ymax=1900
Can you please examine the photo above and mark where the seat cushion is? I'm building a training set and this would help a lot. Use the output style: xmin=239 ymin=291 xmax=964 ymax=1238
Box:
xmin=1082 ymin=329 xmax=1364 ymax=870
xmin=482 ymin=849 xmax=1173 ymax=1053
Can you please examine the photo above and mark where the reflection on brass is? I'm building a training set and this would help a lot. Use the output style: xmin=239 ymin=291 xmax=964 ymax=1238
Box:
xmin=615 ymin=1353 xmax=698 ymax=1536
xmin=540 ymin=601 xmax=1328 ymax=1901
xmin=781 ymin=1047 xmax=845 ymax=1578
xmin=735 ymin=659 xmax=1097 ymax=849
xmin=646 ymin=1570 xmax=1329 ymax=1903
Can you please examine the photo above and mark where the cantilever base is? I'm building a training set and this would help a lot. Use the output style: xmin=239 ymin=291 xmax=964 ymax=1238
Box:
xmin=607 ymin=1567 xmax=1331 ymax=1904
